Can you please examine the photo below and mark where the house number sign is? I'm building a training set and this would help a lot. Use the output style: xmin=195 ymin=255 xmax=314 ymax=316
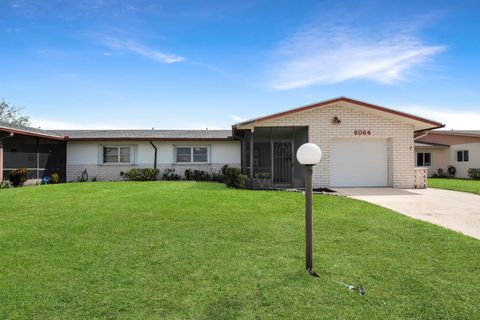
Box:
xmin=354 ymin=129 xmax=371 ymax=136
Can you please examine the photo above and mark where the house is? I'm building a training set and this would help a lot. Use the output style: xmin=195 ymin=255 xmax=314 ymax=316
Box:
xmin=1 ymin=97 xmax=443 ymax=188
xmin=415 ymin=130 xmax=480 ymax=178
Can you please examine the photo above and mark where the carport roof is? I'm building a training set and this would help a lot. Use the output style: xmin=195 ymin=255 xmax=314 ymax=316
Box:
xmin=431 ymin=130 xmax=480 ymax=137
xmin=0 ymin=121 xmax=65 ymax=140
xmin=414 ymin=142 xmax=450 ymax=148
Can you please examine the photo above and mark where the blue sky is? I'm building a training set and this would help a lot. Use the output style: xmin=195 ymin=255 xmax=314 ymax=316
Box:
xmin=1 ymin=0 xmax=480 ymax=129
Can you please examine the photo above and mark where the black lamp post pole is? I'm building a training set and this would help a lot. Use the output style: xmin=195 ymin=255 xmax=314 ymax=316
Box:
xmin=305 ymin=165 xmax=315 ymax=274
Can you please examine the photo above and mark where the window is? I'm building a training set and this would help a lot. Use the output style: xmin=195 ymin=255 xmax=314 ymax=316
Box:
xmin=176 ymin=147 xmax=192 ymax=163
xmin=193 ymin=147 xmax=208 ymax=162
xmin=103 ymin=146 xmax=131 ymax=164
xmin=175 ymin=146 xmax=209 ymax=163
xmin=417 ymin=152 xmax=431 ymax=167
xmin=457 ymin=150 xmax=469 ymax=162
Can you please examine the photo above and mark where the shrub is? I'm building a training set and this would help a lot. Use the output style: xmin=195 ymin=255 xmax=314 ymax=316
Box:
xmin=211 ymin=172 xmax=225 ymax=183
xmin=192 ymin=170 xmax=210 ymax=181
xmin=162 ymin=168 xmax=181 ymax=181
xmin=184 ymin=169 xmax=218 ymax=182
xmin=8 ymin=168 xmax=28 ymax=187
xmin=0 ymin=180 xmax=12 ymax=189
xmin=50 ymin=172 xmax=60 ymax=184
xmin=184 ymin=169 xmax=193 ymax=181
xmin=122 ymin=168 xmax=159 ymax=181
xmin=448 ymin=166 xmax=456 ymax=177
xmin=223 ymin=166 xmax=247 ymax=189
xmin=468 ymin=168 xmax=480 ymax=180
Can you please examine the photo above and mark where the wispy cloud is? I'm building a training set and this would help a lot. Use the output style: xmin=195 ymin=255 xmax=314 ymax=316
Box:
xmin=104 ymin=38 xmax=184 ymax=64
xmin=399 ymin=105 xmax=480 ymax=130
xmin=229 ymin=114 xmax=246 ymax=122
xmin=269 ymin=21 xmax=446 ymax=90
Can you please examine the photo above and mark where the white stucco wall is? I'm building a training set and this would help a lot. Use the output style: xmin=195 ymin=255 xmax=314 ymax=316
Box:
xmin=414 ymin=147 xmax=450 ymax=177
xmin=66 ymin=140 xmax=240 ymax=181
xmin=450 ymin=142 xmax=480 ymax=179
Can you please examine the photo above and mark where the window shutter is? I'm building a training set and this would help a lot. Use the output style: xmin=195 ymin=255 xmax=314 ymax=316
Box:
xmin=98 ymin=145 xmax=104 ymax=165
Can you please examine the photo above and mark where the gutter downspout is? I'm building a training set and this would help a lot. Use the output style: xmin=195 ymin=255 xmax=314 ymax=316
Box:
xmin=149 ymin=141 xmax=158 ymax=170
xmin=232 ymin=130 xmax=245 ymax=174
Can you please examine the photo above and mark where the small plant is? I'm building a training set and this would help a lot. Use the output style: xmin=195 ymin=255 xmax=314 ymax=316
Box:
xmin=254 ymin=172 xmax=271 ymax=189
xmin=468 ymin=168 xmax=480 ymax=180
xmin=0 ymin=180 xmax=12 ymax=189
xmin=122 ymin=168 xmax=159 ymax=181
xmin=223 ymin=166 xmax=247 ymax=189
xmin=50 ymin=172 xmax=60 ymax=184
xmin=162 ymin=168 xmax=181 ymax=181
xmin=78 ymin=169 xmax=89 ymax=182
xmin=8 ymin=168 xmax=28 ymax=187
xmin=91 ymin=176 xmax=97 ymax=182
xmin=448 ymin=166 xmax=456 ymax=177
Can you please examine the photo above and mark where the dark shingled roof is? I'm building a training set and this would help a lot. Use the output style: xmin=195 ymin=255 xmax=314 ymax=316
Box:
xmin=44 ymin=129 xmax=233 ymax=140
xmin=1 ymin=121 xmax=232 ymax=140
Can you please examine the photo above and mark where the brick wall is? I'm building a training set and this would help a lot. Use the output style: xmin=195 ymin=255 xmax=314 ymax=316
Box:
xmin=238 ymin=101 xmax=415 ymax=188
xmin=66 ymin=163 xmax=239 ymax=182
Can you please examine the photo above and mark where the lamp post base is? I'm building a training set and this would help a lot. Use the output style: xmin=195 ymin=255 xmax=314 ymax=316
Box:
xmin=307 ymin=267 xmax=320 ymax=277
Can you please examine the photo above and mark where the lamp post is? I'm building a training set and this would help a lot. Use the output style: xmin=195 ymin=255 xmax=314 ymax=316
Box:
xmin=296 ymin=143 xmax=322 ymax=276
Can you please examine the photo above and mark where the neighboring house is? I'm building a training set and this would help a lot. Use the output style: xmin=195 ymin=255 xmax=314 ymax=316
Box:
xmin=1 ymin=97 xmax=443 ymax=188
xmin=415 ymin=130 xmax=480 ymax=178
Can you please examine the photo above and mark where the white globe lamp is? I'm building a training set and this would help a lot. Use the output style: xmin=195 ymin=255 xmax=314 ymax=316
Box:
xmin=296 ymin=143 xmax=322 ymax=165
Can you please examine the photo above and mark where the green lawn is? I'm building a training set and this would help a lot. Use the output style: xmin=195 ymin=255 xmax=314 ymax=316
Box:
xmin=0 ymin=182 xmax=478 ymax=319
xmin=429 ymin=178 xmax=480 ymax=195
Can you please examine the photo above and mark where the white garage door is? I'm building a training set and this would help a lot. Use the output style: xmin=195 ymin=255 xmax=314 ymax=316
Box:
xmin=331 ymin=138 xmax=388 ymax=187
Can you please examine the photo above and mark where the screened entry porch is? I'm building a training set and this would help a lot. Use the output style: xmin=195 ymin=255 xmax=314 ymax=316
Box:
xmin=236 ymin=127 xmax=308 ymax=189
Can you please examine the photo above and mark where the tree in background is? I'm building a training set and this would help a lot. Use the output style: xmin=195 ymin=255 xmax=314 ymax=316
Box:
xmin=0 ymin=99 xmax=30 ymax=126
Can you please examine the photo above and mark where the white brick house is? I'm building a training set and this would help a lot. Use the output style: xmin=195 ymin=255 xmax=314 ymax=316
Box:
xmin=233 ymin=97 xmax=443 ymax=189
xmin=0 ymin=97 xmax=443 ymax=188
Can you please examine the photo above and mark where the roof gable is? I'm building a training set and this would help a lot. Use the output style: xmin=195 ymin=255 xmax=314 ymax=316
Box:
xmin=234 ymin=97 xmax=444 ymax=132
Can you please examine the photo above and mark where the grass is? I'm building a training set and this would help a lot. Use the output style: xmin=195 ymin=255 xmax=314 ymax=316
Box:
xmin=0 ymin=182 xmax=479 ymax=319
xmin=429 ymin=178 xmax=480 ymax=195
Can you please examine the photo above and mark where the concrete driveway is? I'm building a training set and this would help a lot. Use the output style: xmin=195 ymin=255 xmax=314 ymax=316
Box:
xmin=334 ymin=188 xmax=480 ymax=240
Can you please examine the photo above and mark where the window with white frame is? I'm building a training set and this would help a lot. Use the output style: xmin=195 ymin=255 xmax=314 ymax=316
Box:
xmin=103 ymin=146 xmax=131 ymax=164
xmin=175 ymin=146 xmax=209 ymax=163
xmin=457 ymin=150 xmax=469 ymax=162
xmin=417 ymin=152 xmax=431 ymax=167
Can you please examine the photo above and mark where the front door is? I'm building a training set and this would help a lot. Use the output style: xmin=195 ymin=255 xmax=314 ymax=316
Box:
xmin=273 ymin=141 xmax=292 ymax=186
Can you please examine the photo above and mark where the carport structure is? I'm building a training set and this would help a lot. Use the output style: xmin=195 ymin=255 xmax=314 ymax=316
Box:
xmin=0 ymin=122 xmax=66 ymax=183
